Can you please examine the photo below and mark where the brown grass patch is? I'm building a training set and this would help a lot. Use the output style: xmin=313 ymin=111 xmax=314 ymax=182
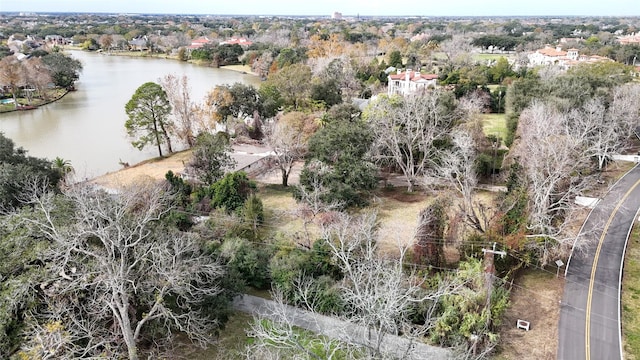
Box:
xmin=258 ymin=184 xmax=314 ymax=243
xmin=92 ymin=150 xmax=192 ymax=189
xmin=370 ymin=188 xmax=432 ymax=254
xmin=496 ymin=269 xmax=563 ymax=360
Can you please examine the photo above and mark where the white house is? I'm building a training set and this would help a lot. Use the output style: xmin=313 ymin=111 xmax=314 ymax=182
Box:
xmin=387 ymin=70 xmax=438 ymax=96
xmin=527 ymin=45 xmax=569 ymax=66
xmin=528 ymin=45 xmax=612 ymax=70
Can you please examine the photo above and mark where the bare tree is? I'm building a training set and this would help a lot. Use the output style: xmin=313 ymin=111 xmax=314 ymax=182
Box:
xmin=367 ymin=92 xmax=457 ymax=192
xmin=15 ymin=182 xmax=225 ymax=360
xmin=322 ymin=212 xmax=445 ymax=358
xmin=0 ymin=56 xmax=25 ymax=109
xmin=609 ymin=83 xmax=640 ymax=142
xmin=294 ymin=160 xmax=344 ymax=246
xmin=251 ymin=51 xmax=273 ymax=79
xmin=99 ymin=34 xmax=113 ymax=52
xmin=246 ymin=290 xmax=360 ymax=360
xmin=160 ymin=74 xmax=198 ymax=148
xmin=511 ymin=101 xmax=595 ymax=254
xmin=568 ymin=98 xmax=621 ymax=171
xmin=438 ymin=35 xmax=474 ymax=69
xmin=23 ymin=57 xmax=52 ymax=102
xmin=266 ymin=112 xmax=318 ymax=187
xmin=425 ymin=128 xmax=488 ymax=233
xmin=248 ymin=212 xmax=455 ymax=359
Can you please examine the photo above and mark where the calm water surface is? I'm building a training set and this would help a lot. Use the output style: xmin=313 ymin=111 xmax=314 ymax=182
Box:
xmin=0 ymin=51 xmax=259 ymax=178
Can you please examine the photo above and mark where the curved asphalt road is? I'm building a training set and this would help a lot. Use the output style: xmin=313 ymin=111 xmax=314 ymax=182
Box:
xmin=559 ymin=165 xmax=640 ymax=360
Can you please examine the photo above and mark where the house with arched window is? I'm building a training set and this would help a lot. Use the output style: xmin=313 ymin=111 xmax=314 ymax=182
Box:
xmin=387 ymin=69 xmax=438 ymax=96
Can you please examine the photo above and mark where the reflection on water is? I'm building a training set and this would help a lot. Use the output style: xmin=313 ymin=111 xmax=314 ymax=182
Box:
xmin=0 ymin=51 xmax=259 ymax=179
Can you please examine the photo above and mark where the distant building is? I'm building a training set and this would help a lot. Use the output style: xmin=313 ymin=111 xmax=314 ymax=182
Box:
xmin=559 ymin=37 xmax=584 ymax=44
xmin=528 ymin=45 xmax=612 ymax=70
xmin=387 ymin=69 xmax=438 ymax=96
xmin=44 ymin=35 xmax=68 ymax=46
xmin=128 ymin=36 xmax=148 ymax=51
xmin=332 ymin=11 xmax=343 ymax=20
xmin=617 ymin=33 xmax=640 ymax=45
xmin=188 ymin=36 xmax=212 ymax=50
xmin=220 ymin=37 xmax=253 ymax=47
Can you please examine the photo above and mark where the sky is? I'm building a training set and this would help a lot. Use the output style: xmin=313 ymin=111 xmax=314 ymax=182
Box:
xmin=1 ymin=0 xmax=639 ymax=17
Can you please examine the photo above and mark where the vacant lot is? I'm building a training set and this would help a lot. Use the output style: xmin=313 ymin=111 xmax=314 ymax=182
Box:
xmin=88 ymin=144 xmax=640 ymax=359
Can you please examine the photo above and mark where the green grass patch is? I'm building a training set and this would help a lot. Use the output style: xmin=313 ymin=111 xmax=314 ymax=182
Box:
xmin=183 ymin=311 xmax=361 ymax=359
xmin=473 ymin=53 xmax=511 ymax=62
xmin=250 ymin=318 xmax=361 ymax=359
xmin=622 ymin=224 xmax=640 ymax=360
xmin=482 ymin=113 xmax=508 ymax=141
xmin=257 ymin=184 xmax=311 ymax=241
xmin=178 ymin=311 xmax=253 ymax=360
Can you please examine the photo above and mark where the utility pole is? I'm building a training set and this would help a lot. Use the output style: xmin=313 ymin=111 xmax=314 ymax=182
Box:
xmin=482 ymin=243 xmax=506 ymax=324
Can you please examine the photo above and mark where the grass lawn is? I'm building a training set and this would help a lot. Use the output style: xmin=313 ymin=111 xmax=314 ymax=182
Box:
xmin=482 ymin=113 xmax=508 ymax=141
xmin=257 ymin=184 xmax=315 ymax=242
xmin=622 ymin=224 xmax=640 ymax=359
xmin=180 ymin=311 xmax=254 ymax=360
xmin=184 ymin=311 xmax=360 ymax=359
xmin=370 ymin=187 xmax=431 ymax=253
xmin=0 ymin=88 xmax=67 ymax=113
xmin=473 ymin=53 xmax=512 ymax=62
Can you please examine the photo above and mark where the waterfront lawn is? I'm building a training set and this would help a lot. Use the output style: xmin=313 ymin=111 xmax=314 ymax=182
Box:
xmin=0 ymin=88 xmax=67 ymax=113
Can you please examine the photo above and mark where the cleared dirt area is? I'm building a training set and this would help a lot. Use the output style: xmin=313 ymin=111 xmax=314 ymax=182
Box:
xmin=371 ymin=188 xmax=431 ymax=253
xmin=495 ymin=270 xmax=563 ymax=360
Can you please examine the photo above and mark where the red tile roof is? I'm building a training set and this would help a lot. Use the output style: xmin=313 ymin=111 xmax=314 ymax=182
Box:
xmin=389 ymin=71 xmax=438 ymax=82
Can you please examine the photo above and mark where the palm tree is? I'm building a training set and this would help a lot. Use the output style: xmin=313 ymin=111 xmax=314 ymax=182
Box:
xmin=52 ymin=157 xmax=74 ymax=178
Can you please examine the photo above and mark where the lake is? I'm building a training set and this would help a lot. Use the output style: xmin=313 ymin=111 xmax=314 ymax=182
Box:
xmin=0 ymin=51 xmax=260 ymax=179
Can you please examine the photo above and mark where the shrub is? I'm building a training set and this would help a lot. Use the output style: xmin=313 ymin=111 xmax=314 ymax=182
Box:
xmin=210 ymin=171 xmax=256 ymax=213
xmin=220 ymin=237 xmax=271 ymax=290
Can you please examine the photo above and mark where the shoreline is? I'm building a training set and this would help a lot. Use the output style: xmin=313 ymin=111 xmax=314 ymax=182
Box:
xmin=219 ymin=64 xmax=259 ymax=77
xmin=90 ymin=149 xmax=192 ymax=189
xmin=0 ymin=89 xmax=70 ymax=114
xmin=0 ymin=50 xmax=259 ymax=114
xmin=94 ymin=49 xmax=259 ymax=77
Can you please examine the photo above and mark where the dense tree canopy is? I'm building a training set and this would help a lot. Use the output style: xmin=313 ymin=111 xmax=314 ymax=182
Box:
xmin=41 ymin=52 xmax=82 ymax=88
xmin=8 ymin=183 xmax=229 ymax=360
xmin=186 ymin=132 xmax=236 ymax=186
xmin=263 ymin=63 xmax=312 ymax=110
xmin=206 ymin=82 xmax=263 ymax=125
xmin=300 ymin=114 xmax=377 ymax=208
xmin=0 ymin=132 xmax=61 ymax=209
